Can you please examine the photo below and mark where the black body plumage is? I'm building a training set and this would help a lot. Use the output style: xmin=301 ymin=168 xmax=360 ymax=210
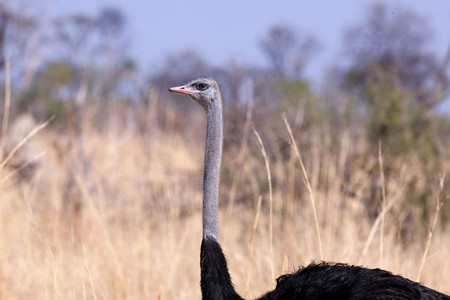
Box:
xmin=201 ymin=237 xmax=244 ymax=300
xmin=202 ymin=237 xmax=450 ymax=300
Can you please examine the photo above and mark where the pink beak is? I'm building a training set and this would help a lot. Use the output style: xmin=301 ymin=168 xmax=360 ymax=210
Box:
xmin=169 ymin=85 xmax=199 ymax=95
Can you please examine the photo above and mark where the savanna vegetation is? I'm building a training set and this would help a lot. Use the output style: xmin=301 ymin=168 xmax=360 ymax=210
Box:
xmin=0 ymin=1 xmax=449 ymax=298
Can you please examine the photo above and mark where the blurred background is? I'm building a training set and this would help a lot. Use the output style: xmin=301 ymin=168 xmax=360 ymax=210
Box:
xmin=0 ymin=0 xmax=449 ymax=299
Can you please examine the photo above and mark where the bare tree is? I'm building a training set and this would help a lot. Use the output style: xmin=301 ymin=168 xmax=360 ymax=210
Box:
xmin=51 ymin=6 xmax=131 ymax=101
xmin=50 ymin=7 xmax=131 ymax=231
xmin=260 ymin=24 xmax=319 ymax=78
xmin=343 ymin=2 xmax=448 ymax=107
xmin=0 ymin=1 xmax=44 ymax=88
xmin=260 ymin=25 xmax=296 ymax=76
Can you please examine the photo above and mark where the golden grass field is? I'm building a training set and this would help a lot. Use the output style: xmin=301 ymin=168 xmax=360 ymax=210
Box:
xmin=0 ymin=102 xmax=449 ymax=299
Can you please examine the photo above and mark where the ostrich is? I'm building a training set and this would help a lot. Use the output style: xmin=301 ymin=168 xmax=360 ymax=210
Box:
xmin=169 ymin=78 xmax=450 ymax=300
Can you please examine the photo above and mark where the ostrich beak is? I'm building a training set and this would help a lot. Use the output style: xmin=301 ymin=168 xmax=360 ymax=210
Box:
xmin=169 ymin=85 xmax=199 ymax=95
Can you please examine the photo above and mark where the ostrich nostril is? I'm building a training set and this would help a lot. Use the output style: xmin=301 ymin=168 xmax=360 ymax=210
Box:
xmin=180 ymin=87 xmax=185 ymax=89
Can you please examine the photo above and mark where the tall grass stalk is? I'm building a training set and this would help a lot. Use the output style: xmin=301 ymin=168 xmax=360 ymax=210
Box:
xmin=253 ymin=126 xmax=275 ymax=283
xmin=282 ymin=113 xmax=324 ymax=260
xmin=417 ymin=173 xmax=446 ymax=282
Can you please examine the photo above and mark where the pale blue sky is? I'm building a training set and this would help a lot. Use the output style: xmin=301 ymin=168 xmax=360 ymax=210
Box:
xmin=46 ymin=0 xmax=449 ymax=85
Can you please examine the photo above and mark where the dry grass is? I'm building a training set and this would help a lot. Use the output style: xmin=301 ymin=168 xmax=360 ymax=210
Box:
xmin=0 ymin=102 xmax=449 ymax=299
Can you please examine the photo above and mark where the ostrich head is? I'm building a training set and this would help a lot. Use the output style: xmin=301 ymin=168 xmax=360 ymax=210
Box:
xmin=169 ymin=78 xmax=221 ymax=110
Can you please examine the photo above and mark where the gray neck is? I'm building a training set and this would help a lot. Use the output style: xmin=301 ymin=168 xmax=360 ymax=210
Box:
xmin=202 ymin=100 xmax=223 ymax=241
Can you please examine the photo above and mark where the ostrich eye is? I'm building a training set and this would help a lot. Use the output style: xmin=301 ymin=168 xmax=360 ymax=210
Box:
xmin=196 ymin=83 xmax=209 ymax=91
